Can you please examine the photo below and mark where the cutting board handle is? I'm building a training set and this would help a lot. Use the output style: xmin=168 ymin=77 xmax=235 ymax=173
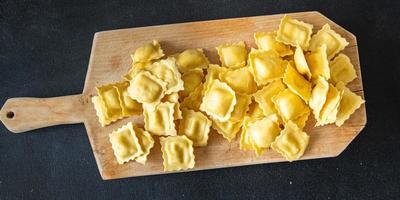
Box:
xmin=0 ymin=94 xmax=85 ymax=133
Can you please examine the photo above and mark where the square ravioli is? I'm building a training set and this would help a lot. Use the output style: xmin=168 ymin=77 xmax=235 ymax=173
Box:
xmin=309 ymin=76 xmax=329 ymax=120
xmin=283 ymin=62 xmax=312 ymax=103
xmin=109 ymin=122 xmax=144 ymax=164
xmin=179 ymin=109 xmax=212 ymax=147
xmin=216 ymin=41 xmax=247 ymax=69
xmin=254 ymin=79 xmax=286 ymax=117
xmin=271 ymin=121 xmax=309 ymax=162
xmin=273 ymin=89 xmax=310 ymax=123
xmin=276 ymin=15 xmax=313 ymax=49
xmin=92 ymin=96 xmax=109 ymax=127
xmin=316 ymin=84 xmax=342 ymax=126
xmin=254 ymin=31 xmax=293 ymax=57
xmin=249 ymin=49 xmax=285 ymax=86
xmin=335 ymin=82 xmax=365 ymax=126
xmin=181 ymin=84 xmax=204 ymax=111
xmin=329 ymin=54 xmax=357 ymax=85
xmin=127 ymin=71 xmax=167 ymax=105
xmin=160 ymin=135 xmax=195 ymax=171
xmin=180 ymin=68 xmax=204 ymax=98
xmin=143 ymin=102 xmax=177 ymax=136
xmin=162 ymin=93 xmax=182 ymax=120
xmin=219 ymin=66 xmax=258 ymax=94
xmin=131 ymin=40 xmax=164 ymax=63
xmin=123 ymin=61 xmax=152 ymax=81
xmin=309 ymin=24 xmax=349 ymax=59
xmin=294 ymin=45 xmax=312 ymax=80
xmin=200 ymin=79 xmax=237 ymax=122
xmin=230 ymin=93 xmax=252 ymax=122
xmin=175 ymin=49 xmax=209 ymax=73
xmin=306 ymin=44 xmax=330 ymax=81
xmin=114 ymin=82 xmax=143 ymax=117
xmin=212 ymin=119 xmax=242 ymax=142
xmin=144 ymin=57 xmax=184 ymax=95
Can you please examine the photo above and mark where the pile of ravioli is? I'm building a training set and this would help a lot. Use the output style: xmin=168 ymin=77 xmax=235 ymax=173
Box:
xmin=92 ymin=15 xmax=365 ymax=171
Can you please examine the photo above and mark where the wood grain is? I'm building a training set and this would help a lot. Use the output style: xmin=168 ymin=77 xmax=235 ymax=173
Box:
xmin=0 ymin=11 xmax=366 ymax=180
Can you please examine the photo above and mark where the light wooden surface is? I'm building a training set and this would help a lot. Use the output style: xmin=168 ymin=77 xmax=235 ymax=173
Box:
xmin=0 ymin=11 xmax=366 ymax=180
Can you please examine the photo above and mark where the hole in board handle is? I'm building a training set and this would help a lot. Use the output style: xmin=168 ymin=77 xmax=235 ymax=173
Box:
xmin=6 ymin=111 xmax=15 ymax=119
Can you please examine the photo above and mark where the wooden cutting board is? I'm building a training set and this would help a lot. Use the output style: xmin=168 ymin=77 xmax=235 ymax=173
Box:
xmin=0 ymin=11 xmax=366 ymax=180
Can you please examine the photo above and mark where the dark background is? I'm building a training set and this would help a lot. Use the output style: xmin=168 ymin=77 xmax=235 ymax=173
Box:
xmin=1 ymin=0 xmax=399 ymax=199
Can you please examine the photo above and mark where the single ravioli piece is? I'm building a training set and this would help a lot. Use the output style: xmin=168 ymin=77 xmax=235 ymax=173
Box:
xmin=132 ymin=125 xmax=154 ymax=165
xmin=180 ymin=68 xmax=204 ymax=98
xmin=283 ymin=62 xmax=312 ymax=103
xmin=294 ymin=45 xmax=312 ymax=80
xmin=92 ymin=96 xmax=109 ymax=127
xmin=179 ymin=109 xmax=212 ymax=147
xmin=316 ymin=84 xmax=342 ymax=126
xmin=203 ymin=64 xmax=227 ymax=93
xmin=123 ymin=61 xmax=152 ymax=81
xmin=181 ymin=84 xmax=204 ymax=111
xmin=254 ymin=32 xmax=293 ymax=57
xmin=143 ymin=102 xmax=176 ymax=136
xmin=309 ymin=24 xmax=349 ymax=59
xmin=306 ymin=44 xmax=330 ymax=81
xmin=273 ymin=89 xmax=309 ymax=123
xmin=114 ymin=82 xmax=142 ymax=117
xmin=131 ymin=40 xmax=164 ymax=63
xmin=127 ymin=71 xmax=167 ymax=105
xmin=293 ymin=109 xmax=310 ymax=130
xmin=329 ymin=54 xmax=357 ymax=85
xmin=175 ymin=49 xmax=209 ymax=73
xmin=216 ymin=41 xmax=247 ymax=69
xmin=212 ymin=119 xmax=242 ymax=142
xmin=160 ymin=135 xmax=195 ymax=171
xmin=109 ymin=122 xmax=144 ymax=164
xmin=240 ymin=117 xmax=256 ymax=151
xmin=162 ymin=93 xmax=182 ymax=120
xmin=144 ymin=57 xmax=184 ymax=94
xmin=335 ymin=82 xmax=365 ymax=126
xmin=230 ymin=93 xmax=252 ymax=122
xmin=254 ymin=79 xmax=286 ymax=117
xmin=248 ymin=49 xmax=285 ymax=86
xmin=276 ymin=15 xmax=313 ymax=49
xmin=248 ymin=115 xmax=282 ymax=156
xmin=271 ymin=121 xmax=309 ymax=162
xmin=219 ymin=66 xmax=258 ymax=94
xmin=200 ymin=80 xmax=237 ymax=122
xmin=96 ymin=84 xmax=124 ymax=122
xmin=309 ymin=76 xmax=329 ymax=121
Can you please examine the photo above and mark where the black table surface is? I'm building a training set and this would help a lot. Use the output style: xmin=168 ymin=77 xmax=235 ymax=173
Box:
xmin=1 ymin=0 xmax=399 ymax=199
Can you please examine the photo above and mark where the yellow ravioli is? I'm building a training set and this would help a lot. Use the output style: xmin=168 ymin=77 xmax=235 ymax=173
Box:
xmin=309 ymin=76 xmax=329 ymax=121
xmin=273 ymin=89 xmax=309 ymax=123
xmin=212 ymin=119 xmax=242 ymax=142
xmin=96 ymin=84 xmax=124 ymax=122
xmin=335 ymin=82 xmax=365 ymax=126
xmin=109 ymin=122 xmax=144 ymax=164
xmin=230 ymin=93 xmax=252 ymax=122
xmin=329 ymin=54 xmax=357 ymax=85
xmin=294 ymin=45 xmax=312 ymax=80
xmin=316 ymin=84 xmax=342 ymax=126
xmin=131 ymin=40 xmax=164 ymax=63
xmin=181 ymin=84 xmax=204 ymax=111
xmin=127 ymin=71 xmax=167 ymax=105
xmin=271 ymin=121 xmax=309 ymax=162
xmin=219 ymin=66 xmax=258 ymax=94
xmin=247 ymin=100 xmax=265 ymax=119
xmin=309 ymin=24 xmax=349 ymax=59
xmin=253 ymin=79 xmax=286 ymax=117
xmin=160 ymin=135 xmax=195 ymax=171
xmin=132 ymin=125 xmax=154 ymax=165
xmin=276 ymin=15 xmax=313 ymax=49
xmin=283 ymin=62 xmax=312 ymax=103
xmin=114 ymin=82 xmax=142 ymax=117
xmin=143 ymin=102 xmax=176 ymax=136
xmin=306 ymin=44 xmax=330 ymax=81
xmin=162 ymin=93 xmax=182 ymax=120
xmin=92 ymin=96 xmax=109 ymax=127
xmin=200 ymin=80 xmax=237 ymax=122
xmin=248 ymin=115 xmax=282 ymax=156
xmin=254 ymin=31 xmax=293 ymax=57
xmin=180 ymin=68 xmax=204 ymax=98
xmin=123 ymin=61 xmax=152 ymax=81
xmin=179 ymin=109 xmax=212 ymax=147
xmin=249 ymin=49 xmax=285 ymax=86
xmin=175 ymin=49 xmax=209 ymax=73
xmin=216 ymin=41 xmax=247 ymax=69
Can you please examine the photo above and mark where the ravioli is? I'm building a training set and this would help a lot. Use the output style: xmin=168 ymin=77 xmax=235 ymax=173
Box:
xmin=283 ymin=62 xmax=312 ymax=102
xmin=127 ymin=71 xmax=167 ymax=105
xmin=132 ymin=125 xmax=155 ymax=165
xmin=254 ymin=79 xmax=286 ymax=117
xmin=179 ymin=109 xmax=212 ymax=147
xmin=276 ymin=15 xmax=313 ymax=49
xmin=309 ymin=76 xmax=329 ymax=121
xmin=271 ymin=121 xmax=309 ymax=162
xmin=109 ymin=122 xmax=144 ymax=164
xmin=272 ymin=89 xmax=309 ymax=123
xmin=219 ymin=66 xmax=258 ymax=94
xmin=309 ymin=24 xmax=349 ymax=59
xmin=239 ymin=117 xmax=256 ymax=151
xmin=175 ymin=49 xmax=209 ymax=73
xmin=248 ymin=48 xmax=285 ymax=86
xmin=160 ymin=135 xmax=195 ymax=171
xmin=335 ymin=82 xmax=365 ymax=126
xmin=247 ymin=100 xmax=265 ymax=119
xmin=212 ymin=119 xmax=242 ymax=142
xmin=316 ymin=84 xmax=342 ymax=126
xmin=131 ymin=40 xmax=164 ymax=63
xmin=247 ymin=115 xmax=282 ymax=156
xmin=96 ymin=84 xmax=124 ymax=122
xmin=123 ymin=61 xmax=152 ymax=81
xmin=294 ymin=45 xmax=311 ymax=80
xmin=180 ymin=68 xmax=204 ymax=98
xmin=162 ymin=93 xmax=182 ymax=120
xmin=200 ymin=80 xmax=237 ymax=122
xmin=230 ymin=93 xmax=252 ymax=122
xmin=114 ymin=82 xmax=142 ymax=117
xmin=306 ymin=44 xmax=330 ymax=81
xmin=181 ymin=84 xmax=204 ymax=111
xmin=92 ymin=96 xmax=109 ymax=127
xmin=254 ymin=31 xmax=293 ymax=57
xmin=216 ymin=41 xmax=247 ymax=69
xmin=143 ymin=102 xmax=176 ymax=136
xmin=329 ymin=54 xmax=357 ymax=85
xmin=144 ymin=57 xmax=184 ymax=94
